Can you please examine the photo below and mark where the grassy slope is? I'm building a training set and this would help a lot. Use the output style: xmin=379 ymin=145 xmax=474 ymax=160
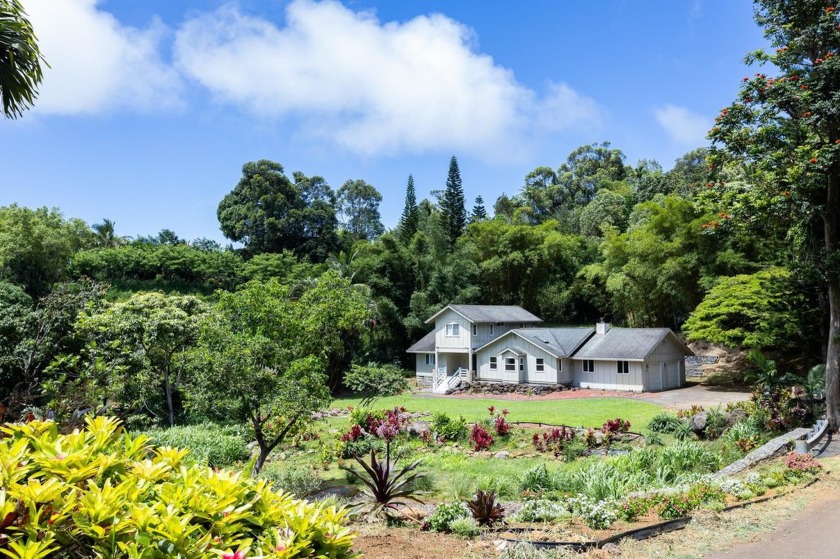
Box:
xmin=332 ymin=394 xmax=661 ymax=429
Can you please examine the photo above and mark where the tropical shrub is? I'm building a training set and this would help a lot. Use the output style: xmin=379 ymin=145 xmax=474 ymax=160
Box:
xmin=513 ymin=499 xmax=572 ymax=523
xmin=570 ymin=497 xmax=618 ymax=529
xmin=519 ymin=464 xmax=555 ymax=493
xmin=449 ymin=516 xmax=481 ymax=538
xmin=467 ymin=490 xmax=505 ymax=526
xmin=0 ymin=417 xmax=355 ymax=558
xmin=656 ymin=492 xmax=696 ymax=520
xmin=259 ymin=462 xmax=323 ymax=498
xmin=431 ymin=412 xmax=467 ymax=442
xmin=141 ymin=423 xmax=250 ymax=468
xmin=785 ymin=452 xmax=821 ymax=474
xmin=488 ymin=406 xmax=512 ymax=436
xmin=703 ymin=407 xmax=729 ymax=440
xmin=617 ymin=495 xmax=654 ymax=521
xmin=427 ymin=502 xmax=469 ymax=532
xmin=646 ymin=412 xmax=684 ymax=434
xmin=340 ymin=439 xmax=425 ymax=518
xmin=532 ymin=427 xmax=575 ymax=455
xmin=469 ymin=423 xmax=493 ymax=451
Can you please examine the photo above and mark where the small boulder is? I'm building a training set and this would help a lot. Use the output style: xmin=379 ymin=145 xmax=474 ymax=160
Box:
xmin=407 ymin=421 xmax=431 ymax=438
xmin=726 ymin=408 xmax=749 ymax=426
xmin=493 ymin=450 xmax=510 ymax=459
xmin=690 ymin=411 xmax=708 ymax=435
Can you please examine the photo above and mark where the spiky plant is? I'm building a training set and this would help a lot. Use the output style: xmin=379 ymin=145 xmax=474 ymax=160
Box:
xmin=466 ymin=489 xmax=505 ymax=526
xmin=340 ymin=440 xmax=425 ymax=518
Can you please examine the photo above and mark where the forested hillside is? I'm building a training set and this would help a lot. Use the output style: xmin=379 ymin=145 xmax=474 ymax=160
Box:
xmin=0 ymin=142 xmax=822 ymax=424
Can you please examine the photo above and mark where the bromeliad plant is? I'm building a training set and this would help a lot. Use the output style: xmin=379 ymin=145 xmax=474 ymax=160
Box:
xmin=0 ymin=416 xmax=356 ymax=558
xmin=340 ymin=432 xmax=426 ymax=519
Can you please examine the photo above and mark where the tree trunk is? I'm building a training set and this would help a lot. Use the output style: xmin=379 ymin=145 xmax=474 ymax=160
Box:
xmin=252 ymin=445 xmax=269 ymax=478
xmin=164 ymin=368 xmax=175 ymax=427
xmin=824 ymin=176 xmax=840 ymax=431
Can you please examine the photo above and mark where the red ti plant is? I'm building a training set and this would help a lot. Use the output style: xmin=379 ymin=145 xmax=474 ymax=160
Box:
xmin=470 ymin=423 xmax=494 ymax=451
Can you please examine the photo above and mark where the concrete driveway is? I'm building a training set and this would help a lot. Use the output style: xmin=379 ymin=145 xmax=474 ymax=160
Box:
xmin=635 ymin=383 xmax=751 ymax=409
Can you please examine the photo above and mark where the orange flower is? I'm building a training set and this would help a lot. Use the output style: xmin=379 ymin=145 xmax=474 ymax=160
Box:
xmin=809 ymin=158 xmax=819 ymax=164
xmin=782 ymin=191 xmax=791 ymax=197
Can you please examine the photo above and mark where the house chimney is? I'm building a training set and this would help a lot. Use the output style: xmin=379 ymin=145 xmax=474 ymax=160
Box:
xmin=596 ymin=318 xmax=610 ymax=335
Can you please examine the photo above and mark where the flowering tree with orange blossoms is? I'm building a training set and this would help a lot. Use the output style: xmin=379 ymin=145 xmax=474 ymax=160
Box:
xmin=709 ymin=0 xmax=840 ymax=428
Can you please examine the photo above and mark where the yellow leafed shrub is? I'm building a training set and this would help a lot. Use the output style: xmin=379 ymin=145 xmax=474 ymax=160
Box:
xmin=0 ymin=417 xmax=356 ymax=558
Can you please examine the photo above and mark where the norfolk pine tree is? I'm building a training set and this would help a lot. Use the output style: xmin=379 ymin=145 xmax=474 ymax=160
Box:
xmin=440 ymin=156 xmax=467 ymax=247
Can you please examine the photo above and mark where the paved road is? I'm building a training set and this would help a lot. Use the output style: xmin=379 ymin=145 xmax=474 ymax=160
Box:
xmin=706 ymin=485 xmax=840 ymax=559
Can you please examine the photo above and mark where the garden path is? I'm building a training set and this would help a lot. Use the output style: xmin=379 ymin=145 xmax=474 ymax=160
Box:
xmin=706 ymin=483 xmax=840 ymax=559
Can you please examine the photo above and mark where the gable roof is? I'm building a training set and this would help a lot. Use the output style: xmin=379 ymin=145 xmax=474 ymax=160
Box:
xmin=476 ymin=327 xmax=595 ymax=358
xmin=406 ymin=330 xmax=436 ymax=353
xmin=425 ymin=304 xmax=542 ymax=325
xmin=572 ymin=328 xmax=694 ymax=361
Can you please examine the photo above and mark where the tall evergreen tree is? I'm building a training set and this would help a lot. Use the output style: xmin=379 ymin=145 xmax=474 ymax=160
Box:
xmin=470 ymin=195 xmax=488 ymax=223
xmin=440 ymin=155 xmax=466 ymax=246
xmin=398 ymin=174 xmax=419 ymax=244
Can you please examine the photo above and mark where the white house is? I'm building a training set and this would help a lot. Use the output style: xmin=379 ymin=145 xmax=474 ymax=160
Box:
xmin=407 ymin=304 xmax=693 ymax=393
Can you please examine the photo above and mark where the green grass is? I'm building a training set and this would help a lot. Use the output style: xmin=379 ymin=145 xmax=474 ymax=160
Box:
xmin=332 ymin=394 xmax=661 ymax=429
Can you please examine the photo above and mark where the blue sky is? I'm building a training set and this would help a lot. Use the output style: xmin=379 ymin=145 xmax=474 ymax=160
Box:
xmin=2 ymin=0 xmax=765 ymax=242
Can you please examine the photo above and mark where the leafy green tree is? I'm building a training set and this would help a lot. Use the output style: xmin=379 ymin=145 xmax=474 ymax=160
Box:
xmin=708 ymin=0 xmax=840 ymax=428
xmin=629 ymin=159 xmax=668 ymax=203
xmin=398 ymin=174 xmax=420 ymax=244
xmin=578 ymin=189 xmax=631 ymax=237
xmin=343 ymin=362 xmax=409 ymax=406
xmin=0 ymin=205 xmax=93 ymax=296
xmin=217 ymin=160 xmax=339 ymax=261
xmin=683 ymin=267 xmax=813 ymax=349
xmin=665 ymin=148 xmax=709 ymax=198
xmin=440 ymin=155 xmax=467 ymax=247
xmin=470 ymin=195 xmax=488 ymax=223
xmin=0 ymin=0 xmax=46 ymax=119
xmin=0 ymin=279 xmax=107 ymax=414
xmin=77 ymin=292 xmax=208 ymax=426
xmin=337 ymin=179 xmax=384 ymax=241
xmin=188 ymin=275 xmax=366 ymax=474
xmin=582 ymin=195 xmax=716 ymax=327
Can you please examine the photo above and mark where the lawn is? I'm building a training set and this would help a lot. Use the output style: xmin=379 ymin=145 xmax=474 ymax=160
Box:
xmin=332 ymin=394 xmax=662 ymax=429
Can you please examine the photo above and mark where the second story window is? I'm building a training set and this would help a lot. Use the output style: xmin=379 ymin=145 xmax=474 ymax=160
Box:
xmin=445 ymin=322 xmax=460 ymax=337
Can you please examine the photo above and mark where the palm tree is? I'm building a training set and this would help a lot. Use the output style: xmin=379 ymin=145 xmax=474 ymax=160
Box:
xmin=0 ymin=0 xmax=47 ymax=119
xmin=92 ymin=219 xmax=123 ymax=248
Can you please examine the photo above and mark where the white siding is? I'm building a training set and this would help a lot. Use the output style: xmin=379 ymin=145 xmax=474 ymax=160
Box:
xmin=572 ymin=359 xmax=644 ymax=392
xmin=559 ymin=359 xmax=573 ymax=384
xmin=471 ymin=322 xmax=516 ymax=347
xmin=643 ymin=336 xmax=687 ymax=390
xmin=415 ymin=354 xmax=434 ymax=375
xmin=476 ymin=334 xmax=561 ymax=384
xmin=434 ymin=309 xmax=472 ymax=351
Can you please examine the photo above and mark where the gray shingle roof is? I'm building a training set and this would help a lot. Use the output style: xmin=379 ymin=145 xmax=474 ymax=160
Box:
xmin=513 ymin=328 xmax=595 ymax=357
xmin=572 ymin=328 xmax=693 ymax=360
xmin=406 ymin=330 xmax=436 ymax=353
xmin=426 ymin=304 xmax=542 ymax=324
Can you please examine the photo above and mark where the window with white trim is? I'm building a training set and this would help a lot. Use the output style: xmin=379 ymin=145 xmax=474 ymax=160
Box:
xmin=490 ymin=357 xmax=497 ymax=370
xmin=536 ymin=358 xmax=545 ymax=372
xmin=472 ymin=324 xmax=477 ymax=336
xmin=519 ymin=357 xmax=525 ymax=371
xmin=583 ymin=359 xmax=595 ymax=373
xmin=617 ymin=361 xmax=629 ymax=374
xmin=505 ymin=358 xmax=516 ymax=371
xmin=445 ymin=322 xmax=460 ymax=336
xmin=425 ymin=354 xmax=435 ymax=365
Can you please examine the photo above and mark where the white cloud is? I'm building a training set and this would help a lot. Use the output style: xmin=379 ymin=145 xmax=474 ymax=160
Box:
xmin=25 ymin=0 xmax=182 ymax=115
xmin=173 ymin=0 xmax=601 ymax=158
xmin=654 ymin=104 xmax=710 ymax=144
